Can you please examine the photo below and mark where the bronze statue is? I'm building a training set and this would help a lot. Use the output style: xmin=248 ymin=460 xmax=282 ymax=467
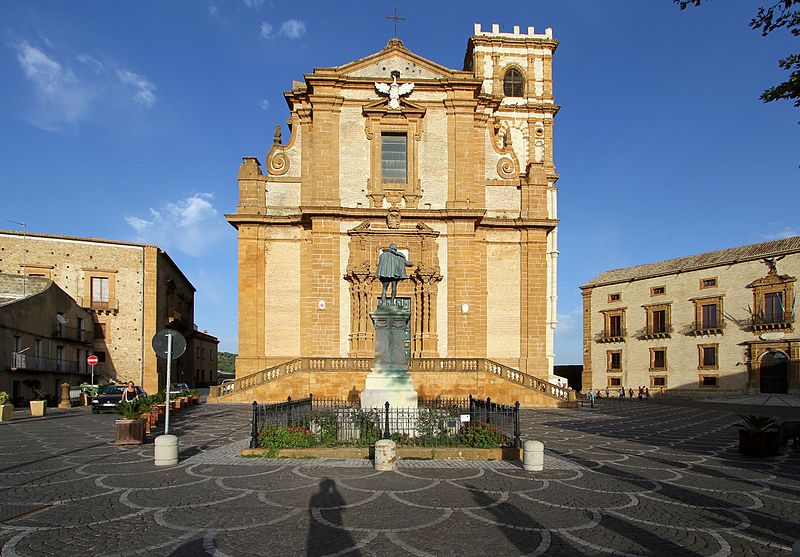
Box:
xmin=377 ymin=243 xmax=413 ymax=305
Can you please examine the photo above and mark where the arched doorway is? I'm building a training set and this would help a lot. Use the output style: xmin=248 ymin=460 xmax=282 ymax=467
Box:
xmin=760 ymin=351 xmax=789 ymax=394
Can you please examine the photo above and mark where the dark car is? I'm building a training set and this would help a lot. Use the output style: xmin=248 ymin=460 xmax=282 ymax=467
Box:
xmin=91 ymin=385 xmax=147 ymax=414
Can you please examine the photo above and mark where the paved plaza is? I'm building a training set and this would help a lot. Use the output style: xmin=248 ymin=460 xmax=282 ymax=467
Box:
xmin=0 ymin=399 xmax=798 ymax=556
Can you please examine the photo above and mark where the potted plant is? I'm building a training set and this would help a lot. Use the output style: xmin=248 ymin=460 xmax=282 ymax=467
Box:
xmin=136 ymin=396 xmax=155 ymax=434
xmin=29 ymin=389 xmax=48 ymax=417
xmin=737 ymin=414 xmax=780 ymax=457
xmin=113 ymin=400 xmax=146 ymax=445
xmin=0 ymin=391 xmax=13 ymax=421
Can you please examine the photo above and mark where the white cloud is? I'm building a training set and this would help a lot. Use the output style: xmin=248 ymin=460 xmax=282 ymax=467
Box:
xmin=125 ymin=193 xmax=226 ymax=257
xmin=260 ymin=98 xmax=270 ymax=110
xmin=208 ymin=4 xmax=220 ymax=17
xmin=242 ymin=0 xmax=265 ymax=8
xmin=76 ymin=54 xmax=104 ymax=73
xmin=116 ymin=69 xmax=156 ymax=108
xmin=15 ymin=41 xmax=94 ymax=130
xmin=279 ymin=19 xmax=306 ymax=39
xmin=762 ymin=227 xmax=800 ymax=241
xmin=259 ymin=21 xmax=273 ymax=38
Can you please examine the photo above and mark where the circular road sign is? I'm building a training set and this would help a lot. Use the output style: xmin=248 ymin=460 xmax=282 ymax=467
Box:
xmin=87 ymin=355 xmax=99 ymax=366
xmin=152 ymin=329 xmax=187 ymax=360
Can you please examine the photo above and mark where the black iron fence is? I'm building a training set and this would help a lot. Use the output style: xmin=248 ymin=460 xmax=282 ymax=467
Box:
xmin=249 ymin=394 xmax=521 ymax=449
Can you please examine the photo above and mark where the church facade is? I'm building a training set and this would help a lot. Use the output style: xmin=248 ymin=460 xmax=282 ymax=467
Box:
xmin=229 ymin=24 xmax=561 ymax=394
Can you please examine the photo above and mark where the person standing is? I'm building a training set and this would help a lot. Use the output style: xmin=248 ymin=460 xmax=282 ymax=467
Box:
xmin=628 ymin=387 xmax=634 ymax=399
xmin=121 ymin=381 xmax=139 ymax=402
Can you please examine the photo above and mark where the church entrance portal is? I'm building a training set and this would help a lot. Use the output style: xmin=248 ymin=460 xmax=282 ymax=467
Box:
xmin=760 ymin=351 xmax=789 ymax=394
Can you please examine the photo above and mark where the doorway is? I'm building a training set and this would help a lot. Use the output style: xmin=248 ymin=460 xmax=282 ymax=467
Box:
xmin=760 ymin=350 xmax=789 ymax=394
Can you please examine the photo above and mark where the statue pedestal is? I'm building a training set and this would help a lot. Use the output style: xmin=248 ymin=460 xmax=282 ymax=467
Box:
xmin=360 ymin=302 xmax=418 ymax=410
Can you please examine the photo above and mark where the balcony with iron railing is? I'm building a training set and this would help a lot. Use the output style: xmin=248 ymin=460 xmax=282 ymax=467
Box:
xmin=641 ymin=324 xmax=673 ymax=340
xmin=76 ymin=296 xmax=119 ymax=314
xmin=751 ymin=311 xmax=794 ymax=332
xmin=595 ymin=330 xmax=626 ymax=343
xmin=4 ymin=352 xmax=92 ymax=375
xmin=52 ymin=325 xmax=91 ymax=343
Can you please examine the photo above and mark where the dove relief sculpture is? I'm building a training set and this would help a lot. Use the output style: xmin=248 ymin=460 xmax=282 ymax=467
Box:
xmin=375 ymin=72 xmax=414 ymax=110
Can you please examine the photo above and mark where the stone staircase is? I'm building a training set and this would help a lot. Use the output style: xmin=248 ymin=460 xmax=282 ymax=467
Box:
xmin=208 ymin=357 xmax=577 ymax=408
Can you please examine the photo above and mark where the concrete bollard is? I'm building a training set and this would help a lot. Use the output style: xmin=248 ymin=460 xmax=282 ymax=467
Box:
xmin=374 ymin=439 xmax=397 ymax=471
xmin=58 ymin=382 xmax=71 ymax=409
xmin=523 ymin=439 xmax=544 ymax=471
xmin=154 ymin=434 xmax=179 ymax=466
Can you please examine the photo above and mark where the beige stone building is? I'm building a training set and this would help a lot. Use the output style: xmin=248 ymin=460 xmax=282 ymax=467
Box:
xmin=581 ymin=237 xmax=800 ymax=396
xmin=220 ymin=24 xmax=573 ymax=407
xmin=192 ymin=329 xmax=219 ymax=386
xmin=0 ymin=230 xmax=213 ymax=394
xmin=0 ymin=274 xmax=95 ymax=403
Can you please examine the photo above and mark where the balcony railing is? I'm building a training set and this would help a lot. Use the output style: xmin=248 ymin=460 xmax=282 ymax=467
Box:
xmin=76 ymin=296 xmax=119 ymax=313
xmin=596 ymin=330 xmax=626 ymax=343
xmin=4 ymin=353 xmax=91 ymax=375
xmin=52 ymin=325 xmax=91 ymax=343
xmin=641 ymin=325 xmax=672 ymax=340
xmin=751 ymin=313 xmax=794 ymax=332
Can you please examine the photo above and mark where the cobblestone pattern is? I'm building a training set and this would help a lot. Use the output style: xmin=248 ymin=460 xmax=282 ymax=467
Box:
xmin=0 ymin=400 xmax=798 ymax=556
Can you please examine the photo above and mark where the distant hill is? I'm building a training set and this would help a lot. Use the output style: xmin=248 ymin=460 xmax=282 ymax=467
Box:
xmin=218 ymin=352 xmax=237 ymax=374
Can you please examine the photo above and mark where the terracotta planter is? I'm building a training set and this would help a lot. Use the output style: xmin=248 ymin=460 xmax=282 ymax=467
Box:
xmin=155 ymin=404 xmax=166 ymax=419
xmin=149 ymin=409 xmax=160 ymax=427
xmin=29 ymin=400 xmax=47 ymax=417
xmin=190 ymin=396 xmax=199 ymax=405
xmin=180 ymin=397 xmax=189 ymax=408
xmin=739 ymin=430 xmax=780 ymax=457
xmin=0 ymin=404 xmax=13 ymax=421
xmin=115 ymin=419 xmax=146 ymax=445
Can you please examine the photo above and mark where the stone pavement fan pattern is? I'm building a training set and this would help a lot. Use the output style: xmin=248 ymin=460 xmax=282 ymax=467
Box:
xmin=0 ymin=401 xmax=797 ymax=556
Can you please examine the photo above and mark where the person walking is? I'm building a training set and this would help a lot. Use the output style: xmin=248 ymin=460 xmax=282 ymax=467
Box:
xmin=121 ymin=381 xmax=139 ymax=402
xmin=619 ymin=388 xmax=625 ymax=399
xmin=628 ymin=387 xmax=634 ymax=399
xmin=645 ymin=388 xmax=651 ymax=400
xmin=605 ymin=386 xmax=610 ymax=398
xmin=588 ymin=388 xmax=596 ymax=407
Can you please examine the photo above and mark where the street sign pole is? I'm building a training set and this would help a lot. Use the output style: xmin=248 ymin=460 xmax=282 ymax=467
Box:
xmin=165 ymin=333 xmax=173 ymax=435
xmin=90 ymin=364 xmax=95 ymax=387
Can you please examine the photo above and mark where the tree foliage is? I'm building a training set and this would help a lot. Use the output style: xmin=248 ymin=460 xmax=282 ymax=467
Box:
xmin=676 ymin=0 xmax=800 ymax=111
xmin=217 ymin=351 xmax=237 ymax=373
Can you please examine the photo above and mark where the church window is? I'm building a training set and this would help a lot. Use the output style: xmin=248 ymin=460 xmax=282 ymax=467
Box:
xmin=381 ymin=133 xmax=407 ymax=183
xmin=503 ymin=68 xmax=524 ymax=97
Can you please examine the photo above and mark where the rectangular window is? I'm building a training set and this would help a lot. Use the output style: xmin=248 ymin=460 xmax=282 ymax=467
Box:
xmin=652 ymin=376 xmax=667 ymax=387
xmin=701 ymin=277 xmax=717 ymax=289
xmin=651 ymin=286 xmax=666 ymax=296
xmin=764 ymin=292 xmax=784 ymax=323
xmin=91 ymin=277 xmax=110 ymax=307
xmin=609 ymin=315 xmax=622 ymax=337
xmin=700 ymin=375 xmax=718 ymax=387
xmin=652 ymin=310 xmax=667 ymax=333
xmin=381 ymin=133 xmax=407 ymax=183
xmin=56 ymin=345 xmax=64 ymax=371
xmin=34 ymin=338 xmax=42 ymax=358
xmin=699 ymin=344 xmax=718 ymax=369
xmin=608 ymin=293 xmax=621 ymax=302
xmin=608 ymin=351 xmax=622 ymax=371
xmin=701 ymin=304 xmax=718 ymax=329
xmin=651 ymin=348 xmax=666 ymax=370
xmin=608 ymin=377 xmax=622 ymax=387
xmin=13 ymin=335 xmax=21 ymax=352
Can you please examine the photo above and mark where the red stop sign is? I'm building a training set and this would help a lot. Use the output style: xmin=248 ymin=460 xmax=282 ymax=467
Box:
xmin=87 ymin=355 xmax=99 ymax=366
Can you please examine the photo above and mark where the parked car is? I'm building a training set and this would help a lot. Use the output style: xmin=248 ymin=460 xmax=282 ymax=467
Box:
xmin=91 ymin=385 xmax=147 ymax=414
xmin=167 ymin=383 xmax=190 ymax=396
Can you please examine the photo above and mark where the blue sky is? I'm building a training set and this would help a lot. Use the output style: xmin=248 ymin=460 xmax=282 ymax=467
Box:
xmin=1 ymin=1 xmax=797 ymax=363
